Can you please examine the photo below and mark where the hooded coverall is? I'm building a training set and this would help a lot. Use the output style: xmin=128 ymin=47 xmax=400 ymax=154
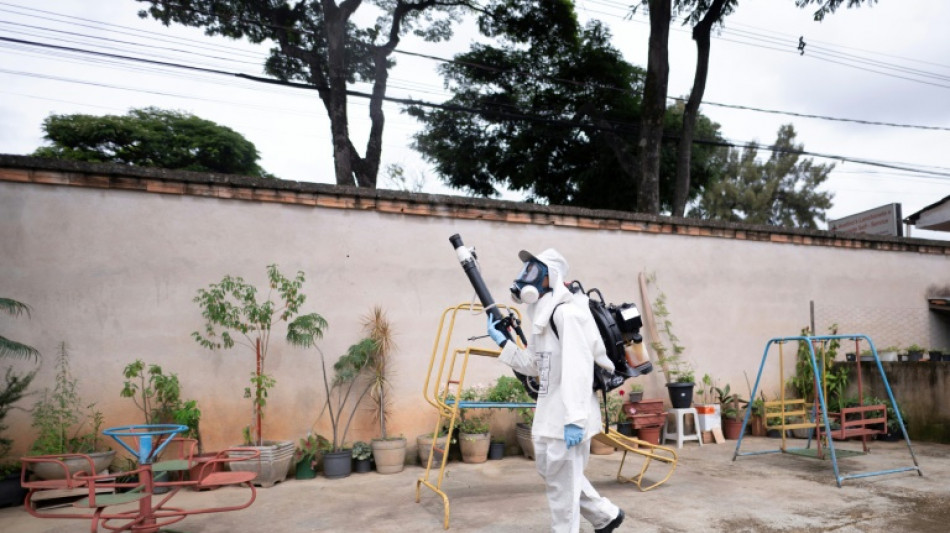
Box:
xmin=498 ymin=248 xmax=620 ymax=533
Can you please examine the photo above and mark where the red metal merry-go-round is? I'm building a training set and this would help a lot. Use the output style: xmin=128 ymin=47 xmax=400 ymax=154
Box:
xmin=19 ymin=424 xmax=260 ymax=533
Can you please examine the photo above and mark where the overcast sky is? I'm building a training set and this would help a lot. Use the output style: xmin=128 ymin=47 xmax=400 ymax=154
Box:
xmin=2 ymin=0 xmax=948 ymax=240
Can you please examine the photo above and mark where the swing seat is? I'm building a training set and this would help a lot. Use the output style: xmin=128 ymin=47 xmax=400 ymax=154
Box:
xmin=764 ymin=398 xmax=815 ymax=432
xmin=818 ymin=404 xmax=887 ymax=440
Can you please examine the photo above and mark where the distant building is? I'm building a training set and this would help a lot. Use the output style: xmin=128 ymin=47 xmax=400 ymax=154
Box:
xmin=904 ymin=195 xmax=950 ymax=233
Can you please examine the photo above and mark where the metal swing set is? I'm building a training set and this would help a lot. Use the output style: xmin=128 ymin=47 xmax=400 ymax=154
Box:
xmin=733 ymin=334 xmax=922 ymax=487
xmin=415 ymin=303 xmax=678 ymax=530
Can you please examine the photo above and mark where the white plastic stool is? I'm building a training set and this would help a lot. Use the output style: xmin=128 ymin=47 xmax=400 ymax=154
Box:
xmin=662 ymin=407 xmax=703 ymax=449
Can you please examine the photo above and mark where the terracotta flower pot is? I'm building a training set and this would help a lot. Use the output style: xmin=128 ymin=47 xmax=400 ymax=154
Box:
xmin=459 ymin=432 xmax=490 ymax=463
xmin=590 ymin=437 xmax=616 ymax=455
xmin=371 ymin=437 xmax=407 ymax=474
xmin=516 ymin=423 xmax=534 ymax=460
xmin=637 ymin=426 xmax=661 ymax=445
xmin=722 ymin=418 xmax=745 ymax=440
xmin=417 ymin=434 xmax=448 ymax=468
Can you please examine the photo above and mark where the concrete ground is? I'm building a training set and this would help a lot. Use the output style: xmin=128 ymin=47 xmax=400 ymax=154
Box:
xmin=1 ymin=436 xmax=946 ymax=533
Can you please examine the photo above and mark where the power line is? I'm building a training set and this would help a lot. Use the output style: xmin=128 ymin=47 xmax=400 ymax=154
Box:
xmin=580 ymin=0 xmax=950 ymax=91
xmin=5 ymin=1 xmax=949 ymax=134
xmin=4 ymin=35 xmax=950 ymax=183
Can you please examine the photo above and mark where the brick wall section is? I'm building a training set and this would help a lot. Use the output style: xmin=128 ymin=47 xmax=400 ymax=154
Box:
xmin=2 ymin=154 xmax=948 ymax=255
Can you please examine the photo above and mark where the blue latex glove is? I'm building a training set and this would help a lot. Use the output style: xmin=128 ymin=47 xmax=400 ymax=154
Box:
xmin=564 ymin=424 xmax=584 ymax=449
xmin=487 ymin=316 xmax=508 ymax=347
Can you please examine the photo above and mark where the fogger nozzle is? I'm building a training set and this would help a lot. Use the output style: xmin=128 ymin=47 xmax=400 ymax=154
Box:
xmin=449 ymin=234 xmax=503 ymax=322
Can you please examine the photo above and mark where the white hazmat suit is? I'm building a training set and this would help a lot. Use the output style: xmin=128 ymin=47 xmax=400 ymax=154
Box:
xmin=497 ymin=248 xmax=622 ymax=533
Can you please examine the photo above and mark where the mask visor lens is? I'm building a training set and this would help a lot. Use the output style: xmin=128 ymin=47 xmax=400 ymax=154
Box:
xmin=515 ymin=261 xmax=544 ymax=285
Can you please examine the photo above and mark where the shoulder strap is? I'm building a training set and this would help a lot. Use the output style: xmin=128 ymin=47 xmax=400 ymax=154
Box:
xmin=549 ymin=302 xmax=567 ymax=338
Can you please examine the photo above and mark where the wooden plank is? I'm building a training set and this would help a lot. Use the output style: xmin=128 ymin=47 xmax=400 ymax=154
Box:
xmin=775 ymin=423 xmax=814 ymax=430
xmin=712 ymin=427 xmax=725 ymax=443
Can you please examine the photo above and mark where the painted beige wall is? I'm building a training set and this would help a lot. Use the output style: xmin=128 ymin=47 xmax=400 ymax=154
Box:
xmin=3 ymin=166 xmax=949 ymax=455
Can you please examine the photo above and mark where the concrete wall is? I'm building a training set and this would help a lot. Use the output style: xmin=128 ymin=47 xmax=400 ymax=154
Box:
xmin=843 ymin=362 xmax=950 ymax=443
xmin=2 ymin=155 xmax=949 ymax=456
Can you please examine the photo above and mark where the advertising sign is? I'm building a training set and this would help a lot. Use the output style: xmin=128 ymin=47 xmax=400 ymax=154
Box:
xmin=828 ymin=203 xmax=902 ymax=237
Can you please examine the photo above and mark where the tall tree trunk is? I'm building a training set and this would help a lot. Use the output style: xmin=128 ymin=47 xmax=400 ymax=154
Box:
xmin=323 ymin=0 xmax=360 ymax=186
xmin=637 ymin=0 xmax=672 ymax=215
xmin=673 ymin=0 xmax=727 ymax=217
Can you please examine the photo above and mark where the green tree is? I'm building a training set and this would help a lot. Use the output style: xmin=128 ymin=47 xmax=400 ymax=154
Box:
xmin=796 ymin=0 xmax=878 ymax=21
xmin=33 ymin=107 xmax=273 ymax=177
xmin=193 ymin=264 xmax=327 ymax=446
xmin=691 ymin=124 xmax=834 ymax=229
xmin=137 ymin=0 xmax=472 ymax=188
xmin=410 ymin=0 xmax=726 ymax=211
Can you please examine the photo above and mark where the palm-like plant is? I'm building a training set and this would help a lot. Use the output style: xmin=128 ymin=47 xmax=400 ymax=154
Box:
xmin=1 ymin=297 xmax=39 ymax=461
xmin=364 ymin=306 xmax=396 ymax=440
xmin=1 ymin=298 xmax=40 ymax=361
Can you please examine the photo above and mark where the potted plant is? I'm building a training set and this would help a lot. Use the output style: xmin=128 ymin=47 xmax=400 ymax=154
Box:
xmin=317 ymin=330 xmax=384 ymax=479
xmin=877 ymin=398 xmax=908 ymax=441
xmin=482 ymin=376 xmax=535 ymax=460
xmin=458 ymin=410 xmax=491 ymax=463
xmin=930 ymin=348 xmax=950 ymax=361
xmin=119 ymin=359 xmax=203 ymax=491
xmin=693 ymin=373 xmax=721 ymax=436
xmin=488 ymin=438 xmax=505 ymax=460
xmin=592 ymin=390 xmax=623 ymax=454
xmin=28 ymin=343 xmax=115 ymax=480
xmin=905 ymin=344 xmax=926 ymax=362
xmin=120 ymin=360 xmax=202 ymax=445
xmin=293 ymin=433 xmax=328 ymax=480
xmin=646 ymin=274 xmax=695 ymax=408
xmin=193 ymin=264 xmax=327 ymax=487
xmin=352 ymin=441 xmax=373 ymax=473
xmin=878 ymin=345 xmax=901 ymax=362
xmin=626 ymin=382 xmax=644 ymax=404
xmin=362 ymin=307 xmax=407 ymax=474
xmin=927 ymin=347 xmax=944 ymax=362
xmin=614 ymin=389 xmax=635 ymax=437
xmin=418 ymin=421 xmax=453 ymax=468
xmin=716 ymin=383 xmax=746 ymax=440
xmin=788 ymin=325 xmax=846 ymax=404
xmin=484 ymin=374 xmax=533 ymax=457
xmin=748 ymin=395 xmax=767 ymax=437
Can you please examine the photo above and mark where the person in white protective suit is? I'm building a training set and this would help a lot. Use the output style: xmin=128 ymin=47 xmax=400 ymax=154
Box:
xmin=486 ymin=248 xmax=625 ymax=533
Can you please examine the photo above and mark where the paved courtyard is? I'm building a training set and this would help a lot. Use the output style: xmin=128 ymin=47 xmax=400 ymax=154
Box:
xmin=2 ymin=436 xmax=947 ymax=532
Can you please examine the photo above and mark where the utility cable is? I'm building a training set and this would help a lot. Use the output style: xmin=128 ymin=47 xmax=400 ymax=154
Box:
xmin=4 ymin=2 xmax=948 ymax=133
xmin=3 ymin=36 xmax=950 ymax=182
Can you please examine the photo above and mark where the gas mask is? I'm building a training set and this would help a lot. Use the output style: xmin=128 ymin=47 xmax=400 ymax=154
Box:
xmin=510 ymin=259 xmax=549 ymax=304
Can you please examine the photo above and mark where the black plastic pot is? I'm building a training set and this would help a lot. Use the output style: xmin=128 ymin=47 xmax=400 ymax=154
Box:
xmin=488 ymin=441 xmax=505 ymax=460
xmin=353 ymin=458 xmax=372 ymax=473
xmin=0 ymin=472 xmax=27 ymax=508
xmin=616 ymin=422 xmax=635 ymax=437
xmin=666 ymin=382 xmax=695 ymax=409
xmin=322 ymin=450 xmax=352 ymax=479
